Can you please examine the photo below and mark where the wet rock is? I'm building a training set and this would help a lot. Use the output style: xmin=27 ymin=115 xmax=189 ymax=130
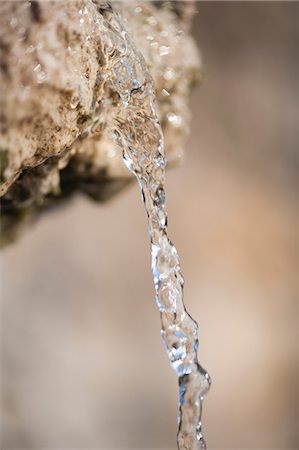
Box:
xmin=0 ymin=0 xmax=200 ymax=245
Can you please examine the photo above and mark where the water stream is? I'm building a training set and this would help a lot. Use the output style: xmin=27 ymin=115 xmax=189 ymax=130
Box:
xmin=98 ymin=3 xmax=211 ymax=448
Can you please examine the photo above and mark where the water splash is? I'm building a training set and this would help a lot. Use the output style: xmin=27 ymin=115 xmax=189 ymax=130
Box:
xmin=97 ymin=3 xmax=211 ymax=448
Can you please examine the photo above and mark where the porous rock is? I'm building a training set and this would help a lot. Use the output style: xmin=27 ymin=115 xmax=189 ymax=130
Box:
xmin=0 ymin=1 xmax=200 ymax=244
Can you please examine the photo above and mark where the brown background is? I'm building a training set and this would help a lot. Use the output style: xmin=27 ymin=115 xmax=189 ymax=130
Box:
xmin=1 ymin=2 xmax=298 ymax=449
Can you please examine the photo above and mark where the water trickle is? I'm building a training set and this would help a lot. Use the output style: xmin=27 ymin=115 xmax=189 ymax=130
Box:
xmin=99 ymin=4 xmax=211 ymax=449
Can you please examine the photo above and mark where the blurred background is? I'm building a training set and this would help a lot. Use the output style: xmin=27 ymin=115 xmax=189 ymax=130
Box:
xmin=1 ymin=2 xmax=298 ymax=449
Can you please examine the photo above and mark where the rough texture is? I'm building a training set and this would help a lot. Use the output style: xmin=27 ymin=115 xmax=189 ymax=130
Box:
xmin=0 ymin=0 xmax=200 ymax=244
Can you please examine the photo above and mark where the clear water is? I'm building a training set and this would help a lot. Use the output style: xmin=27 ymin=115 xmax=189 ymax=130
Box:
xmin=97 ymin=3 xmax=211 ymax=448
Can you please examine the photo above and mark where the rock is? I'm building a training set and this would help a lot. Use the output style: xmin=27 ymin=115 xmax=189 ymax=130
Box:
xmin=0 ymin=0 xmax=200 ymax=245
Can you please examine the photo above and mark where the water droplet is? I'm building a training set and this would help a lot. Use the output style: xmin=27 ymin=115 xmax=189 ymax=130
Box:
xmin=70 ymin=96 xmax=79 ymax=109
xmin=164 ymin=68 xmax=174 ymax=80
xmin=159 ymin=45 xmax=170 ymax=57
xmin=36 ymin=70 xmax=46 ymax=83
xmin=167 ymin=112 xmax=182 ymax=127
xmin=161 ymin=88 xmax=170 ymax=97
xmin=147 ymin=16 xmax=157 ymax=27
xmin=33 ymin=63 xmax=41 ymax=72
xmin=154 ymin=186 xmax=165 ymax=207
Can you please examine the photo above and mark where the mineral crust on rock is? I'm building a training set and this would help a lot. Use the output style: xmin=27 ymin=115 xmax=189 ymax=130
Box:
xmin=0 ymin=0 xmax=201 ymax=244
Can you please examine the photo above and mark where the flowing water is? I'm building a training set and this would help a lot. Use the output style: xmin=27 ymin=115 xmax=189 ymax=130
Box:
xmin=97 ymin=3 xmax=211 ymax=448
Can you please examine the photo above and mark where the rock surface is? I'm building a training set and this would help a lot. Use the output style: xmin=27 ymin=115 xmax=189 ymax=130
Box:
xmin=0 ymin=1 xmax=200 ymax=244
